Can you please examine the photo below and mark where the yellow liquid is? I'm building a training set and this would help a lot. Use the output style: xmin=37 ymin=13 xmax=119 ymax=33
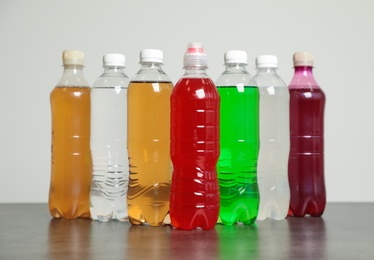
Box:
xmin=49 ymin=86 xmax=92 ymax=219
xmin=127 ymin=81 xmax=173 ymax=226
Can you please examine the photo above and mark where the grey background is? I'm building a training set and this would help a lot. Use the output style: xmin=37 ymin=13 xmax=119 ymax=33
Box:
xmin=0 ymin=0 xmax=372 ymax=202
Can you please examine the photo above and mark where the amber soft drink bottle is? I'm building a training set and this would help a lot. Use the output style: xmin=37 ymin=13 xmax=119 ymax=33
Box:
xmin=170 ymin=42 xmax=220 ymax=230
xmin=288 ymin=52 xmax=326 ymax=217
xmin=49 ymin=50 xmax=92 ymax=219
xmin=127 ymin=49 xmax=173 ymax=226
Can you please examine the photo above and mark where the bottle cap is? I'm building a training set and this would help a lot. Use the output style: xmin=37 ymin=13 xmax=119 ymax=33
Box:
xmin=140 ymin=49 xmax=163 ymax=63
xmin=293 ymin=52 xmax=314 ymax=67
xmin=183 ymin=42 xmax=208 ymax=68
xmin=62 ymin=50 xmax=84 ymax=66
xmin=256 ymin=55 xmax=278 ymax=68
xmin=224 ymin=50 xmax=248 ymax=65
xmin=103 ymin=53 xmax=125 ymax=67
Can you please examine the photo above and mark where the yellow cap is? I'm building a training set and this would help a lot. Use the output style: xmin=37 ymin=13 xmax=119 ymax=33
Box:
xmin=62 ymin=50 xmax=84 ymax=66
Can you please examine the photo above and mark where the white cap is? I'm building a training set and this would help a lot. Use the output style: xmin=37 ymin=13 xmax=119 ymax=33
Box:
xmin=224 ymin=50 xmax=248 ymax=65
xmin=256 ymin=55 xmax=278 ymax=68
xmin=140 ymin=49 xmax=163 ymax=63
xmin=103 ymin=53 xmax=125 ymax=67
xmin=183 ymin=42 xmax=208 ymax=68
xmin=63 ymin=50 xmax=84 ymax=66
xmin=293 ymin=52 xmax=314 ymax=67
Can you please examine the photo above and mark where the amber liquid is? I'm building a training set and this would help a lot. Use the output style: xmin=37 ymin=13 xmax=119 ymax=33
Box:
xmin=127 ymin=81 xmax=173 ymax=226
xmin=49 ymin=86 xmax=92 ymax=219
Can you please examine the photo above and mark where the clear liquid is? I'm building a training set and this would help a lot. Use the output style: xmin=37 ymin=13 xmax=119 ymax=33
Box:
xmin=49 ymin=86 xmax=92 ymax=219
xmin=90 ymin=87 xmax=129 ymax=222
xmin=216 ymin=86 xmax=259 ymax=225
xmin=257 ymin=86 xmax=290 ymax=220
xmin=127 ymin=81 xmax=173 ymax=226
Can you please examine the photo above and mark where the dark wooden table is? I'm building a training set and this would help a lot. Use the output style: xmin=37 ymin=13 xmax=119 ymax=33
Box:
xmin=0 ymin=203 xmax=373 ymax=259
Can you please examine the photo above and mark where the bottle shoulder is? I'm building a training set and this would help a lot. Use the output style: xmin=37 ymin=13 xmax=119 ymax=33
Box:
xmin=56 ymin=78 xmax=90 ymax=88
xmin=92 ymin=74 xmax=130 ymax=88
xmin=173 ymin=77 xmax=218 ymax=98
xmin=175 ymin=76 xmax=214 ymax=86
xmin=288 ymin=79 xmax=323 ymax=91
xmin=56 ymin=68 xmax=90 ymax=87
xmin=253 ymin=73 xmax=287 ymax=89
xmin=51 ymin=85 xmax=91 ymax=99
xmin=215 ymin=73 xmax=256 ymax=86
xmin=289 ymin=68 xmax=321 ymax=89
xmin=288 ymin=87 xmax=326 ymax=99
xmin=288 ymin=83 xmax=322 ymax=92
xmin=131 ymin=66 xmax=172 ymax=82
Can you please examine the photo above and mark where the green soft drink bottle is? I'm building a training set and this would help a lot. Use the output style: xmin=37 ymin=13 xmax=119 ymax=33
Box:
xmin=215 ymin=50 xmax=260 ymax=225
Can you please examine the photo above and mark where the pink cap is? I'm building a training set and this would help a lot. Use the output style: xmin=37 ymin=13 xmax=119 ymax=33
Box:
xmin=183 ymin=42 xmax=208 ymax=68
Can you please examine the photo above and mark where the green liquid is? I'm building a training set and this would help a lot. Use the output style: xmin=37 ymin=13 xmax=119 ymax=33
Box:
xmin=217 ymin=86 xmax=260 ymax=225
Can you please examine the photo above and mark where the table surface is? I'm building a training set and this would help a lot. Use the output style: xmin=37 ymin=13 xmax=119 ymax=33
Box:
xmin=0 ymin=203 xmax=373 ymax=260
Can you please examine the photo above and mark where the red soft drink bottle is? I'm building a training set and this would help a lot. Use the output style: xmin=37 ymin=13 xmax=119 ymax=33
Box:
xmin=170 ymin=42 xmax=220 ymax=230
xmin=288 ymin=52 xmax=326 ymax=217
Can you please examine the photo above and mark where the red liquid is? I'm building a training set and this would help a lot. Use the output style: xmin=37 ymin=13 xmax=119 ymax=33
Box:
xmin=170 ymin=77 xmax=220 ymax=230
xmin=288 ymin=86 xmax=326 ymax=217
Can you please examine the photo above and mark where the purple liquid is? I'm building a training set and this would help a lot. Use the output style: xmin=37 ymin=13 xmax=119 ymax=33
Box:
xmin=288 ymin=67 xmax=326 ymax=217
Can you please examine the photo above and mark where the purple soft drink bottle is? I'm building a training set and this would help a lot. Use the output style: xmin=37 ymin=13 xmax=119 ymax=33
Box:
xmin=288 ymin=52 xmax=326 ymax=217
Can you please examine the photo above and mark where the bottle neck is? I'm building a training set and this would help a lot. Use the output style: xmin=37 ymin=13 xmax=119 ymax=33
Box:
xmin=294 ymin=66 xmax=314 ymax=76
xmin=132 ymin=62 xmax=171 ymax=82
xmin=255 ymin=67 xmax=277 ymax=75
xmin=140 ymin=62 xmax=162 ymax=70
xmin=224 ymin=63 xmax=248 ymax=73
xmin=183 ymin=66 xmax=208 ymax=77
xmin=57 ymin=64 xmax=89 ymax=87
xmin=63 ymin=64 xmax=84 ymax=74
xmin=103 ymin=66 xmax=125 ymax=74
xmin=290 ymin=66 xmax=319 ymax=88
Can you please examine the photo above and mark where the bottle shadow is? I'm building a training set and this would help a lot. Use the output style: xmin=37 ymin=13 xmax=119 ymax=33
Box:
xmin=169 ymin=226 xmax=220 ymax=259
xmin=286 ymin=216 xmax=326 ymax=259
xmin=47 ymin=218 xmax=92 ymax=259
xmin=217 ymin=224 xmax=259 ymax=259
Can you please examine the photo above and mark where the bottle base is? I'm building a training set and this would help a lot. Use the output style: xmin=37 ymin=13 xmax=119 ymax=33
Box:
xmin=90 ymin=195 xmax=128 ymax=222
xmin=287 ymin=210 xmax=324 ymax=218
xmin=129 ymin=215 xmax=170 ymax=227
xmin=257 ymin=201 xmax=289 ymax=221
xmin=49 ymin=207 xmax=91 ymax=219
xmin=170 ymin=209 xmax=219 ymax=230
xmin=127 ymin=200 xmax=171 ymax=227
xmin=288 ymin=201 xmax=325 ymax=217
xmin=219 ymin=201 xmax=259 ymax=225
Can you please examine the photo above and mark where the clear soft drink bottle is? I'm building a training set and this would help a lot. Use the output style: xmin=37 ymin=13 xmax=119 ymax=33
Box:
xmin=90 ymin=53 xmax=130 ymax=222
xmin=170 ymin=42 xmax=220 ymax=230
xmin=215 ymin=50 xmax=259 ymax=225
xmin=127 ymin=49 xmax=173 ymax=226
xmin=49 ymin=50 xmax=92 ymax=219
xmin=254 ymin=55 xmax=290 ymax=220
xmin=288 ymin=52 xmax=326 ymax=217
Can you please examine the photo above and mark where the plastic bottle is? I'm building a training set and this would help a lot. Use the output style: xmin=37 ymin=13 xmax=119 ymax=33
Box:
xmin=170 ymin=42 xmax=220 ymax=230
xmin=215 ymin=50 xmax=259 ymax=225
xmin=253 ymin=55 xmax=290 ymax=221
xmin=90 ymin=53 xmax=130 ymax=222
xmin=288 ymin=52 xmax=326 ymax=217
xmin=127 ymin=49 xmax=173 ymax=226
xmin=49 ymin=50 xmax=92 ymax=219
